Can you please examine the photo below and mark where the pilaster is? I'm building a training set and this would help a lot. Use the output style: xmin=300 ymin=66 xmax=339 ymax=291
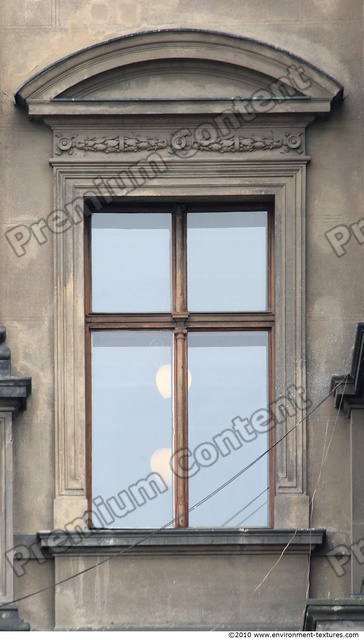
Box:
xmin=0 ymin=327 xmax=31 ymax=631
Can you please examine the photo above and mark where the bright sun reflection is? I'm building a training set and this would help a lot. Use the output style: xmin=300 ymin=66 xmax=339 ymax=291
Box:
xmin=150 ymin=447 xmax=173 ymax=486
xmin=155 ymin=363 xmax=192 ymax=399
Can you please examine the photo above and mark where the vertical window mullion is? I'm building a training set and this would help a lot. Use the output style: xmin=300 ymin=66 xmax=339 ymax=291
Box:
xmin=172 ymin=205 xmax=187 ymax=315
xmin=172 ymin=206 xmax=188 ymax=527
xmin=173 ymin=327 xmax=189 ymax=527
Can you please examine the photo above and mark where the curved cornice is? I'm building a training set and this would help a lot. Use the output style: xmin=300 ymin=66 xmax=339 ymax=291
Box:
xmin=14 ymin=29 xmax=344 ymax=118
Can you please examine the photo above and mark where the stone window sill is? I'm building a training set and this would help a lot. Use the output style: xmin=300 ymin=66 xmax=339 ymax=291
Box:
xmin=35 ymin=528 xmax=325 ymax=557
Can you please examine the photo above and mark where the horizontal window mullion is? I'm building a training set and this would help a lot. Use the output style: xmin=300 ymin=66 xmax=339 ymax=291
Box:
xmin=86 ymin=314 xmax=274 ymax=329
xmin=186 ymin=314 xmax=274 ymax=329
xmin=86 ymin=314 xmax=176 ymax=329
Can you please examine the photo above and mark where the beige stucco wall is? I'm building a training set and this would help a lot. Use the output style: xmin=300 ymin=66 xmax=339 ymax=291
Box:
xmin=0 ymin=0 xmax=363 ymax=630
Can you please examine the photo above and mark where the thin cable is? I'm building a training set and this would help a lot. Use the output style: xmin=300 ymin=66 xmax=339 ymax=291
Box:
xmin=304 ymin=406 xmax=331 ymax=602
xmin=211 ymin=526 xmax=303 ymax=631
xmin=188 ymin=380 xmax=344 ymax=516
xmin=303 ymin=378 xmax=346 ymax=604
xmin=1 ymin=375 xmax=348 ymax=611
xmin=211 ymin=377 xmax=348 ymax=631
xmin=220 ymin=487 xmax=269 ymax=527
xmin=237 ymin=501 xmax=267 ymax=527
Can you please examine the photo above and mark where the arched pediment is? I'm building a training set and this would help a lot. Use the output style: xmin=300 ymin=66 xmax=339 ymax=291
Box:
xmin=14 ymin=29 xmax=343 ymax=118
xmin=57 ymin=59 xmax=294 ymax=101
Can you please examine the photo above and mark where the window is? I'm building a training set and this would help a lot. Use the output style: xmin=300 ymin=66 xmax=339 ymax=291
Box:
xmin=14 ymin=29 xmax=342 ymax=535
xmin=86 ymin=203 xmax=274 ymax=528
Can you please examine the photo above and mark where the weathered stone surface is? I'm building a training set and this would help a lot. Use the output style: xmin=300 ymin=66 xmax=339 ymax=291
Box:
xmin=54 ymin=554 xmax=310 ymax=630
xmin=0 ymin=0 xmax=363 ymax=631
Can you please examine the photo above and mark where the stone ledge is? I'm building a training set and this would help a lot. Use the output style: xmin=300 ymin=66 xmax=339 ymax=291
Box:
xmin=37 ymin=528 xmax=325 ymax=556
xmin=303 ymin=599 xmax=364 ymax=631
xmin=331 ymin=322 xmax=364 ymax=416
xmin=0 ymin=605 xmax=30 ymax=631
xmin=0 ymin=326 xmax=32 ymax=412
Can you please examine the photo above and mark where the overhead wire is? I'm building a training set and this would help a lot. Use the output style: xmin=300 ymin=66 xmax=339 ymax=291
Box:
xmin=236 ymin=501 xmax=268 ymax=527
xmin=211 ymin=376 xmax=348 ymax=631
xmin=220 ymin=486 xmax=269 ymax=527
xmin=303 ymin=377 xmax=345 ymax=605
xmin=0 ymin=374 xmax=349 ymax=612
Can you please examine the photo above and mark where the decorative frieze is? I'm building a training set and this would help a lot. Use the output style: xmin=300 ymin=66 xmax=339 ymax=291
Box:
xmin=55 ymin=130 xmax=303 ymax=156
xmin=55 ymin=134 xmax=168 ymax=155
xmin=170 ymin=130 xmax=302 ymax=155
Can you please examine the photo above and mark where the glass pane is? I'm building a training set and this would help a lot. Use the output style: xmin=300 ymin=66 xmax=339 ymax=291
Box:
xmin=92 ymin=213 xmax=171 ymax=312
xmin=92 ymin=331 xmax=173 ymax=528
xmin=187 ymin=211 xmax=267 ymax=311
xmin=188 ymin=332 xmax=269 ymax=527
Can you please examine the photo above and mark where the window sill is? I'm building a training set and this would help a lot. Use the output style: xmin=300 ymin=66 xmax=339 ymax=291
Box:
xmin=36 ymin=528 xmax=325 ymax=557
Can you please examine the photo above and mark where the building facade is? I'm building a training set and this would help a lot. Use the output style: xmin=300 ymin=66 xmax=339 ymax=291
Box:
xmin=0 ymin=0 xmax=363 ymax=631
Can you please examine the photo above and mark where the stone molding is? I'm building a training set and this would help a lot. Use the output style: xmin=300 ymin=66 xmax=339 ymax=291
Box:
xmin=0 ymin=329 xmax=31 ymax=630
xmin=331 ymin=325 xmax=364 ymax=594
xmin=0 ymin=327 xmax=32 ymax=413
xmin=0 ymin=605 xmax=30 ymax=632
xmin=13 ymin=30 xmax=345 ymax=531
xmin=38 ymin=528 xmax=325 ymax=556
xmin=50 ymin=155 xmax=309 ymax=528
xmin=0 ymin=413 xmax=13 ymax=604
xmin=14 ymin=30 xmax=343 ymax=118
xmin=331 ymin=322 xmax=364 ymax=416
xmin=54 ymin=131 xmax=304 ymax=157
xmin=304 ymin=599 xmax=364 ymax=631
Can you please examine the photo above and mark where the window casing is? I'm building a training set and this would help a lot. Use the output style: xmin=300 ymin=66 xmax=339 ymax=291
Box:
xmin=85 ymin=202 xmax=274 ymax=528
xmin=14 ymin=28 xmax=343 ymax=533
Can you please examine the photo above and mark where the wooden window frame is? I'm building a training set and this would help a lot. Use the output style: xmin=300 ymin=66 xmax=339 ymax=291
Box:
xmin=85 ymin=200 xmax=275 ymax=528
